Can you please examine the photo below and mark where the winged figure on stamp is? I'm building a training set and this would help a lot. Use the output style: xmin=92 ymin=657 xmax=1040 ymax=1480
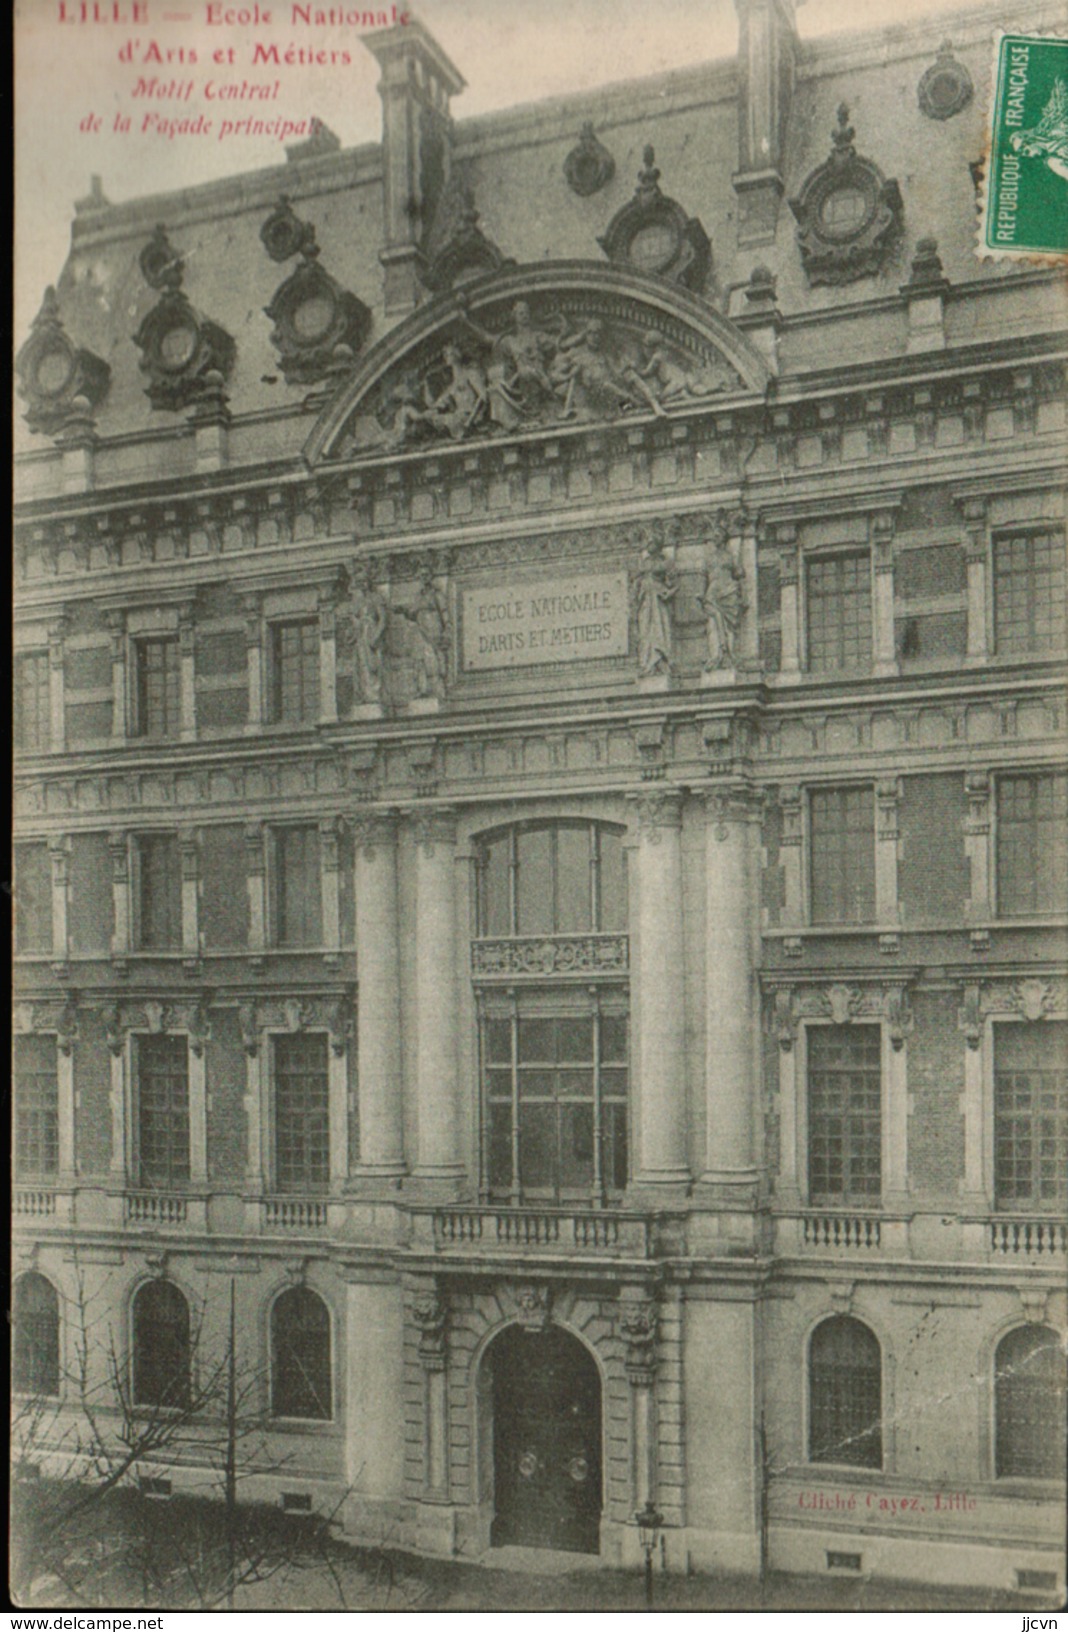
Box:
xmin=1009 ymin=78 xmax=1068 ymax=182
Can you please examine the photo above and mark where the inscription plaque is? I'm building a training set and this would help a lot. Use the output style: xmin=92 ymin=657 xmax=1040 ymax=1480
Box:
xmin=461 ymin=571 xmax=629 ymax=671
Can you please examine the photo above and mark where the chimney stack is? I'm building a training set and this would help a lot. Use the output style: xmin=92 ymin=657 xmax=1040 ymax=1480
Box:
xmin=732 ymin=0 xmax=798 ymax=247
xmin=363 ymin=20 xmax=466 ymax=315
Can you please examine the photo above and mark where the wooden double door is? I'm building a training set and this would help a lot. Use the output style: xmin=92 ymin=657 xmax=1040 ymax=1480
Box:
xmin=490 ymin=1324 xmax=602 ymax=1555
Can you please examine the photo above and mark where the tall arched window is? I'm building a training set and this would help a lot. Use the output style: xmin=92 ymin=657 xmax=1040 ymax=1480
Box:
xmin=809 ymin=1315 xmax=882 ymax=1469
xmin=474 ymin=820 xmax=629 ymax=1202
xmin=271 ymin=1287 xmax=332 ymax=1420
xmin=13 ymin=1273 xmax=60 ymax=1397
xmin=132 ymin=1280 xmax=192 ymax=1410
xmin=995 ymin=1325 xmax=1068 ymax=1479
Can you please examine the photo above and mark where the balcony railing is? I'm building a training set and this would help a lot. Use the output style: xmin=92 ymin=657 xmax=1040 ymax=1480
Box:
xmin=14 ymin=1187 xmax=58 ymax=1220
xmin=262 ymin=1197 xmax=329 ymax=1230
xmin=802 ymin=1212 xmax=882 ymax=1250
xmin=125 ymin=1192 xmax=188 ymax=1227
xmin=990 ymin=1217 xmax=1067 ymax=1256
xmin=413 ymin=1205 xmax=655 ymax=1258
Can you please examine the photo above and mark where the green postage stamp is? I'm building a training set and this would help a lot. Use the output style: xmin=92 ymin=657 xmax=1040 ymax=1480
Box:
xmin=981 ymin=32 xmax=1068 ymax=258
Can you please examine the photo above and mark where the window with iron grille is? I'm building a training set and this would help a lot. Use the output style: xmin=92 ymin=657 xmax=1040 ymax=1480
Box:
xmin=994 ymin=1023 xmax=1068 ymax=1211
xmin=14 ymin=842 xmax=53 ymax=955
xmin=996 ymin=772 xmax=1068 ymax=918
xmin=274 ymin=1034 xmax=330 ymax=1194
xmin=13 ymin=1273 xmax=60 ymax=1397
xmin=272 ymin=826 xmax=322 ymax=947
xmin=270 ymin=620 xmax=320 ymax=724
xmin=15 ymin=1034 xmax=59 ymax=1179
xmin=482 ymin=999 xmax=629 ymax=1202
xmin=995 ymin=1325 xmax=1068 ymax=1479
xmin=807 ymin=1024 xmax=882 ymax=1204
xmin=806 ymin=553 xmax=872 ymax=672
xmin=809 ymin=1315 xmax=882 ymax=1468
xmin=137 ymin=1035 xmax=190 ymax=1187
xmin=271 ymin=1286 xmax=332 ymax=1419
xmin=134 ymin=637 xmax=181 ymax=739
xmin=476 ymin=820 xmax=627 ymax=936
xmin=137 ymin=833 xmax=182 ymax=950
xmin=809 ymin=787 xmax=875 ymax=924
xmin=994 ymin=531 xmax=1067 ymax=655
xmin=15 ymin=651 xmax=51 ymax=753
xmin=132 ymin=1280 xmax=191 ymax=1410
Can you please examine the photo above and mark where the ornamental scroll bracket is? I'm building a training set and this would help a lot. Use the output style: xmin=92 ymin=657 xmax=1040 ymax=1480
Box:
xmin=412 ymin=1286 xmax=448 ymax=1371
xmin=513 ymin=1284 xmax=552 ymax=1333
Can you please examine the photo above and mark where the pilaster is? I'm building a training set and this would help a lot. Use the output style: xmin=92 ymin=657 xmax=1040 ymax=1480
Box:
xmin=106 ymin=609 xmax=127 ymax=741
xmin=179 ymin=828 xmax=200 ymax=963
xmin=108 ymin=831 xmax=131 ymax=961
xmin=178 ymin=602 xmax=196 ymax=740
xmin=872 ymin=512 xmax=898 ymax=678
xmin=631 ymin=790 xmax=689 ymax=1191
xmin=245 ymin=823 xmax=267 ymax=955
xmin=243 ymin=595 xmax=264 ymax=730
xmin=319 ymin=589 xmax=339 ymax=726
xmin=777 ymin=530 xmax=801 ymax=679
xmin=48 ymin=615 xmax=67 ymax=751
xmin=874 ymin=777 xmax=901 ymax=931
xmin=961 ymin=498 xmax=990 ymax=664
xmin=49 ymin=836 xmax=70 ymax=969
xmin=964 ymin=771 xmax=993 ymax=923
xmin=411 ymin=809 xmax=464 ymax=1183
xmin=353 ymin=812 xmax=406 ymax=1178
xmin=320 ymin=817 xmax=342 ymax=960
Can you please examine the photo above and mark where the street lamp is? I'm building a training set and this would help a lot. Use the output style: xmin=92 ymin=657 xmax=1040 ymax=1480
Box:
xmin=635 ymin=1499 xmax=663 ymax=1611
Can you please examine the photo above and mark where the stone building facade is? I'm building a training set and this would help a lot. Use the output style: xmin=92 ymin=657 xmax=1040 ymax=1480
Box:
xmin=12 ymin=0 xmax=1068 ymax=1594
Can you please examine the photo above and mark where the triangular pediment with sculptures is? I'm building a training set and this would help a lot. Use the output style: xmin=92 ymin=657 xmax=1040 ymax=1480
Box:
xmin=305 ymin=264 xmax=771 ymax=466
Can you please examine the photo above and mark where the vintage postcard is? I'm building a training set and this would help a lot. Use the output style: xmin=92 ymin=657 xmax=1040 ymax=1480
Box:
xmin=12 ymin=0 xmax=1068 ymax=1617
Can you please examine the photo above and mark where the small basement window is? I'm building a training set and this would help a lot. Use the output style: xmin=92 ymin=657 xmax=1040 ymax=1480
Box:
xmin=1016 ymin=1570 xmax=1058 ymax=1592
xmin=140 ymin=1476 xmax=172 ymax=1499
xmin=281 ymin=1492 xmax=313 ymax=1513
xmin=826 ymin=1551 xmax=862 ymax=1573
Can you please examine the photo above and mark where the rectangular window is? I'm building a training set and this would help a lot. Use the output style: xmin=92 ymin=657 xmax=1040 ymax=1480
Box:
xmin=134 ymin=637 xmax=181 ymax=739
xmin=270 ymin=620 xmax=319 ymax=724
xmin=806 ymin=553 xmax=872 ymax=672
xmin=14 ymin=842 xmax=53 ymax=955
xmin=809 ymin=787 xmax=875 ymax=925
xmin=807 ymin=1024 xmax=882 ymax=1204
xmin=15 ymin=652 xmax=51 ymax=753
xmin=996 ymin=772 xmax=1068 ymax=918
xmin=137 ymin=1035 xmax=190 ymax=1187
xmin=994 ymin=1022 xmax=1068 ymax=1211
xmin=15 ymin=1034 xmax=60 ymax=1178
xmin=483 ymin=999 xmax=628 ymax=1201
xmin=273 ymin=826 xmax=322 ymax=947
xmin=137 ymin=834 xmax=182 ymax=950
xmin=994 ymin=531 xmax=1067 ymax=655
xmin=274 ymin=1034 xmax=330 ymax=1193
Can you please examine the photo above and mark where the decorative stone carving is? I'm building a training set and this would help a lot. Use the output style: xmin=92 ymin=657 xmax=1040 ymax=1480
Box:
xmin=261 ymin=197 xmax=372 ymax=385
xmin=412 ymin=1288 xmax=448 ymax=1371
xmin=769 ymin=980 xmax=917 ymax=1050
xmin=698 ymin=510 xmax=747 ymax=670
xmin=917 ymin=42 xmax=973 ymax=121
xmin=143 ymin=1251 xmax=168 ymax=1279
xmin=239 ymin=1002 xmax=259 ymax=1058
xmin=133 ymin=225 xmax=236 ymax=411
xmin=513 ymin=1284 xmax=552 ymax=1332
xmin=395 ymin=561 xmax=449 ymax=700
xmin=188 ymin=996 xmax=212 ymax=1059
xmin=957 ymin=977 xmax=1066 ymax=1046
xmin=104 ymin=1004 xmax=124 ymax=1057
xmin=630 ymin=530 xmax=679 ymax=677
xmin=472 ymin=934 xmax=629 ymax=978
xmin=327 ymin=996 xmax=353 ymax=1058
xmin=342 ymin=292 xmax=739 ymax=453
xmin=634 ymin=788 xmax=683 ymax=838
xmin=789 ymin=107 xmax=904 ymax=286
xmin=420 ymin=181 xmax=513 ymax=293
xmin=618 ymin=1300 xmax=658 ymax=1386
xmin=598 ymin=146 xmax=710 ymax=290
xmin=16 ymin=286 xmax=110 ymax=435
xmin=564 ymin=123 xmax=616 ymax=197
xmin=338 ymin=562 xmax=389 ymax=705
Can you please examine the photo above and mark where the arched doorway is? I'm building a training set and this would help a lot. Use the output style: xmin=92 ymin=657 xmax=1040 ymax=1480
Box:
xmin=486 ymin=1323 xmax=602 ymax=1555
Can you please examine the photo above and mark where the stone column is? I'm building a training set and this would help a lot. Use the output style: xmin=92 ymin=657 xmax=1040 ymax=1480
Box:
xmin=353 ymin=813 xmax=406 ymax=1176
xmin=108 ymin=831 xmax=131 ymax=961
xmin=633 ymin=791 xmax=689 ymax=1189
xmin=245 ymin=823 xmax=267 ymax=955
xmin=777 ymin=531 xmax=801 ymax=679
xmin=49 ymin=837 xmax=70 ymax=969
xmin=699 ymin=786 xmax=761 ymax=1195
xmin=962 ymin=499 xmax=990 ymax=664
xmin=178 ymin=603 xmax=197 ymax=741
xmin=106 ymin=610 xmax=127 ymax=741
xmin=48 ymin=616 xmax=67 ymax=752
xmin=411 ymin=810 xmax=464 ymax=1181
xmin=243 ymin=595 xmax=263 ymax=730
xmin=872 ymin=513 xmax=898 ymax=677
xmin=318 ymin=591 xmax=339 ymax=725
xmin=179 ymin=829 xmax=200 ymax=962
